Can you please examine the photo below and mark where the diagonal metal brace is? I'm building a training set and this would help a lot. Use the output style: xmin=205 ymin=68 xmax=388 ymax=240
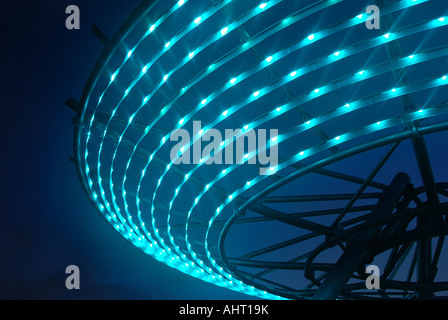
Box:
xmin=312 ymin=172 xmax=411 ymax=300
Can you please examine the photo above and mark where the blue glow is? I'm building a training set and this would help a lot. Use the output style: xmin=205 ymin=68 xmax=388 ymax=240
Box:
xmin=220 ymin=27 xmax=229 ymax=36
xmin=78 ymin=0 xmax=446 ymax=301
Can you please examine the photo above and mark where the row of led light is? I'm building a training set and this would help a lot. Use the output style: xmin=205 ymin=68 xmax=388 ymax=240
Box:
xmin=84 ymin=0 xmax=290 ymax=299
xmin=88 ymin=0 xmax=438 ymax=296
xmin=123 ymin=0 xmax=297 ymax=298
xmin=95 ymin=38 xmax=440 ymax=298
xmin=81 ymin=0 xmax=250 ymax=295
xmin=94 ymin=0 xmax=239 ymax=239
xmin=136 ymin=0 xmax=293 ymax=295
xmin=102 ymin=0 xmax=242 ymax=248
xmin=83 ymin=0 xmax=191 ymax=238
xmin=82 ymin=0 xmax=432 ymax=298
xmin=94 ymin=0 xmax=347 ymax=294
xmin=86 ymin=0 xmax=429 ymax=247
xmin=89 ymin=0 xmax=266 ymax=250
xmin=199 ymin=88 xmax=448 ymax=264
xmin=133 ymin=0 xmax=433 ymax=268
xmin=133 ymin=0 xmax=400 ymax=286
xmin=92 ymin=0 xmax=354 ymax=298
xmin=159 ymin=65 xmax=448 ymax=281
xmin=85 ymin=0 xmax=382 ymax=231
xmin=94 ymin=0 xmax=284 ymax=238
xmin=118 ymin=0 xmax=283 ymax=255
xmin=139 ymin=0 xmax=345 ymax=132
xmin=156 ymin=88 xmax=448 ymax=298
xmin=145 ymin=15 xmax=448 ymax=277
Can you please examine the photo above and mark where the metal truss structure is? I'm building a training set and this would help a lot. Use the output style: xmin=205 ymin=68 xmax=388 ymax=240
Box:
xmin=68 ymin=0 xmax=448 ymax=299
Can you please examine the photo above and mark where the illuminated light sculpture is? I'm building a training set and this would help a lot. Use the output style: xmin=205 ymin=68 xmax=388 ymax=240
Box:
xmin=68 ymin=0 xmax=448 ymax=299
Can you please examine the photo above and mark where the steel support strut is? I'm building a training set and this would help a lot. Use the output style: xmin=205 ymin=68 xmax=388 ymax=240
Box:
xmin=375 ymin=0 xmax=441 ymax=299
xmin=312 ymin=172 xmax=411 ymax=300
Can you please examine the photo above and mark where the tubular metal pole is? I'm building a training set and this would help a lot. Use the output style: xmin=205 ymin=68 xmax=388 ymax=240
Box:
xmin=312 ymin=172 xmax=411 ymax=300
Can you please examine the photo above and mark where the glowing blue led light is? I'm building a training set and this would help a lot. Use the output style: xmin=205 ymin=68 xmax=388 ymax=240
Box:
xmin=194 ymin=16 xmax=202 ymax=24
xmin=165 ymin=42 xmax=171 ymax=48
xmin=259 ymin=3 xmax=267 ymax=10
xmin=78 ymin=0 xmax=447 ymax=301
xmin=220 ymin=27 xmax=229 ymax=36
xmin=383 ymin=33 xmax=391 ymax=39
xmin=307 ymin=34 xmax=315 ymax=41
xmin=265 ymin=56 xmax=273 ymax=63
xmin=253 ymin=91 xmax=260 ymax=97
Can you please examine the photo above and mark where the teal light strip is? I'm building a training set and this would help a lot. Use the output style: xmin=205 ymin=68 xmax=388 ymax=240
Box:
xmin=79 ymin=0 xmax=446 ymax=299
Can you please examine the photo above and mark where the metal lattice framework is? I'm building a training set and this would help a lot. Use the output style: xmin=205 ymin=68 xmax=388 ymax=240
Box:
xmin=69 ymin=0 xmax=448 ymax=299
